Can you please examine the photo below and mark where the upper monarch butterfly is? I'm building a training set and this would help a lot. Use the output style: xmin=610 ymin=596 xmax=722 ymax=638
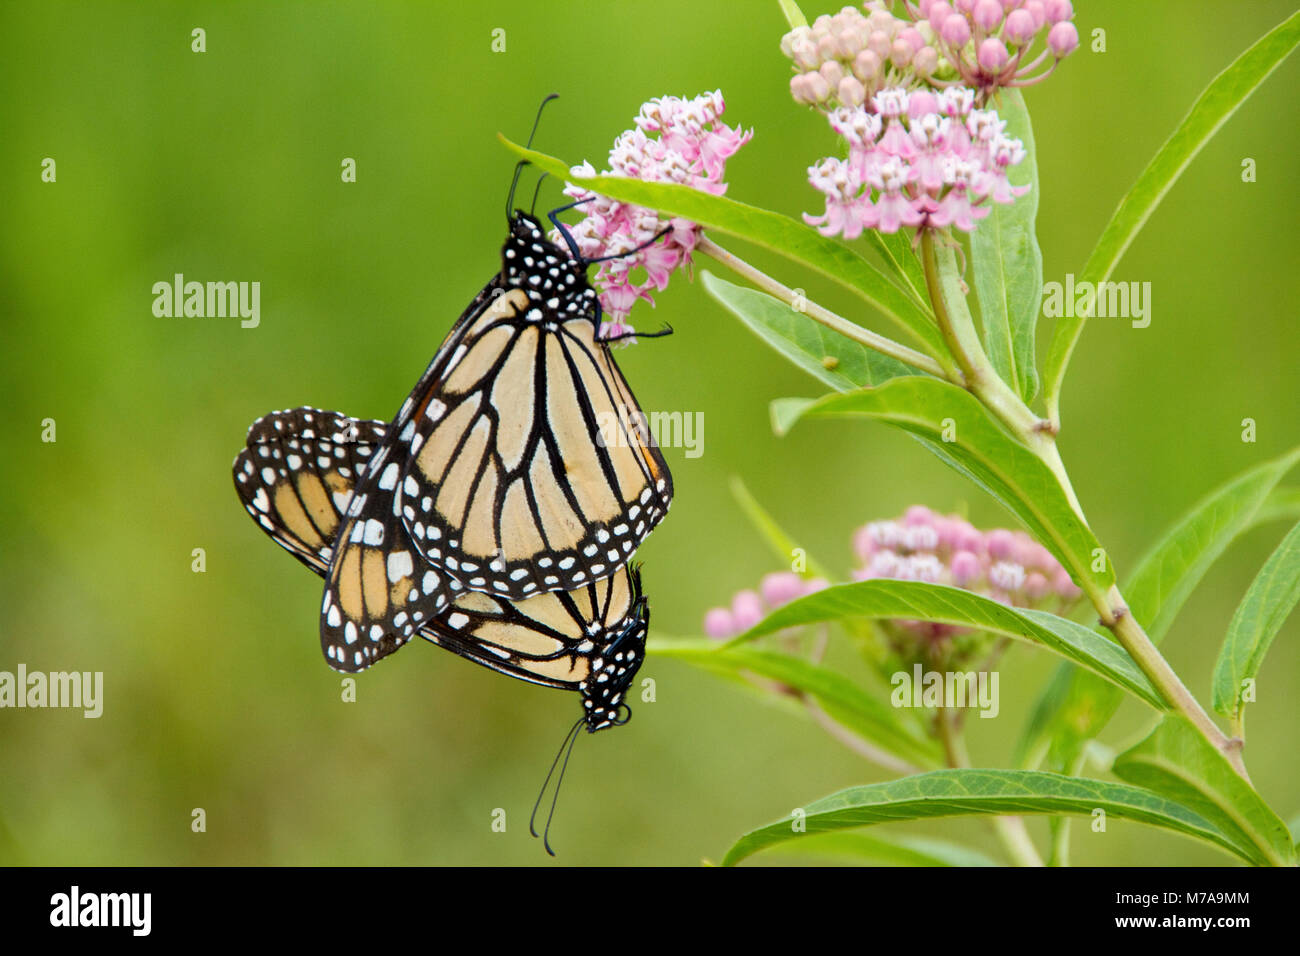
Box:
xmin=314 ymin=165 xmax=673 ymax=672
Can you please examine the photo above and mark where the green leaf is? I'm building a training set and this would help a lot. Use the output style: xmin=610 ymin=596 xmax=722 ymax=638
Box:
xmin=866 ymin=230 xmax=929 ymax=311
xmin=1042 ymin=10 xmax=1300 ymax=419
xmin=1113 ymin=716 xmax=1296 ymax=867
xmin=1127 ymin=448 xmax=1300 ymax=642
xmin=777 ymin=0 xmax=808 ymax=29
xmin=701 ymin=271 xmax=913 ymax=389
xmin=970 ymin=89 xmax=1043 ymax=402
xmin=1212 ymin=519 xmax=1300 ymax=720
xmin=761 ymin=830 xmax=1001 ymax=867
xmin=770 ymin=377 xmax=1115 ymax=597
xmin=499 ymin=137 xmax=946 ymax=357
xmin=1021 ymin=447 xmax=1300 ymax=771
xmin=652 ymin=637 xmax=940 ymax=768
xmin=735 ymin=579 xmax=1162 ymax=708
xmin=721 ymin=769 xmax=1253 ymax=866
xmin=728 ymin=475 xmax=835 ymax=582
xmin=1256 ymin=486 xmax=1300 ymax=526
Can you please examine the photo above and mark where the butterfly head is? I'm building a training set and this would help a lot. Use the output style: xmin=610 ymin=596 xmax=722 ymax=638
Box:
xmin=502 ymin=211 xmax=599 ymax=318
xmin=580 ymin=572 xmax=649 ymax=733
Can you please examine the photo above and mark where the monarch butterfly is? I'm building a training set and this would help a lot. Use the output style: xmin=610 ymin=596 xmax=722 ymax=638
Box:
xmin=314 ymin=205 xmax=673 ymax=671
xmin=233 ymin=407 xmax=648 ymax=734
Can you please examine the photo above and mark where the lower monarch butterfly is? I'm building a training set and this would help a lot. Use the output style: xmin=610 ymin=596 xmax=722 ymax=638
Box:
xmin=232 ymin=407 xmax=649 ymax=851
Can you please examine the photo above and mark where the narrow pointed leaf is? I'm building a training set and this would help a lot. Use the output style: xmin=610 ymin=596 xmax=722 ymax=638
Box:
xmin=722 ymin=769 xmax=1253 ymax=866
xmin=1113 ymin=716 xmax=1295 ymax=866
xmin=970 ymin=89 xmax=1042 ymax=401
xmin=762 ymin=830 xmax=1001 ymax=867
xmin=1043 ymin=10 xmax=1300 ymax=418
xmin=701 ymin=271 xmax=913 ymax=389
xmin=733 ymin=578 xmax=1161 ymax=707
xmin=1211 ymin=519 xmax=1300 ymax=719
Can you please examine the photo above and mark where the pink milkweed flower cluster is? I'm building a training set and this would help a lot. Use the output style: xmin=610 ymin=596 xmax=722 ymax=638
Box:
xmin=904 ymin=0 xmax=1079 ymax=97
xmin=854 ymin=505 xmax=1082 ymax=639
xmin=782 ymin=3 xmax=942 ymax=108
xmin=703 ymin=572 xmax=831 ymax=639
xmin=559 ymin=91 xmax=751 ymax=337
xmin=803 ymin=85 xmax=1028 ymax=237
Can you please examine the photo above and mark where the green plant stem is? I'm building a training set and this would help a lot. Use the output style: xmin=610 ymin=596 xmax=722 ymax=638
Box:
xmin=698 ymin=237 xmax=957 ymax=381
xmin=918 ymin=228 xmax=1251 ymax=782
xmin=938 ymin=706 xmax=1045 ymax=866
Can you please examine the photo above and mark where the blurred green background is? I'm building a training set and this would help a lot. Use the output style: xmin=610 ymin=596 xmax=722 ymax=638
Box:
xmin=1 ymin=0 xmax=1296 ymax=866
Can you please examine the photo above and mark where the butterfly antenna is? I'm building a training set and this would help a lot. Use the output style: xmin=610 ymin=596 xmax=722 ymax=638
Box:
xmin=546 ymin=198 xmax=594 ymax=260
xmin=601 ymin=322 xmax=674 ymax=345
xmin=530 ymin=717 xmax=584 ymax=857
xmin=530 ymin=172 xmax=551 ymax=215
xmin=506 ymin=93 xmax=560 ymax=219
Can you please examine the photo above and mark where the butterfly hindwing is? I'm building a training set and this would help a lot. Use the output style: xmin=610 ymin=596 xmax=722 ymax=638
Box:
xmin=232 ymin=407 xmax=387 ymax=575
xmin=422 ymin=562 xmax=649 ymax=731
xmin=396 ymin=212 xmax=673 ymax=602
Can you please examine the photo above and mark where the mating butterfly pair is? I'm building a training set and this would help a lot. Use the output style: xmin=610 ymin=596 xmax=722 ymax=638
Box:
xmin=233 ymin=209 xmax=672 ymax=738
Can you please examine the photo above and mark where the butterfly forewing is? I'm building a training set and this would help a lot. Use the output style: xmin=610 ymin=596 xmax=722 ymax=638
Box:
xmin=396 ymin=212 xmax=673 ymax=602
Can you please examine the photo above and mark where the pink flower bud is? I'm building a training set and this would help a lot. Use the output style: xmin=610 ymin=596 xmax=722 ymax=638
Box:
xmin=955 ymin=0 xmax=978 ymax=14
xmin=1043 ymin=0 xmax=1074 ymax=23
xmin=852 ymin=48 xmax=883 ymax=81
xmin=973 ymin=0 xmax=1004 ymax=31
xmin=803 ymin=577 xmax=831 ymax=594
xmin=1003 ymin=9 xmax=1037 ymax=44
xmin=790 ymin=74 xmax=811 ymax=104
xmin=835 ymin=28 xmax=861 ymax=59
xmin=928 ymin=2 xmax=955 ymax=33
xmin=941 ymin=13 xmax=971 ymax=47
xmin=898 ymin=27 xmax=925 ymax=54
xmin=913 ymin=46 xmax=939 ymax=75
xmin=950 ymin=549 xmax=982 ymax=586
xmin=903 ymin=505 xmax=936 ymax=526
xmin=1024 ymin=572 xmax=1050 ymax=601
xmin=731 ymin=589 xmax=764 ymax=630
xmin=853 ymin=524 xmax=877 ymax=561
xmin=868 ymin=28 xmax=892 ymax=58
xmin=790 ymin=35 xmax=820 ymax=70
xmin=819 ymin=60 xmax=845 ymax=88
xmin=907 ymin=90 xmax=940 ymax=119
xmin=838 ymin=75 xmax=867 ymax=107
xmin=761 ymin=571 xmax=805 ymax=609
xmin=703 ymin=607 xmax=735 ymax=639
xmin=806 ymin=70 xmax=831 ymax=103
xmin=1047 ymin=21 xmax=1079 ymax=56
xmin=986 ymin=528 xmax=1017 ymax=560
xmin=978 ymin=37 xmax=1010 ymax=71
xmin=1053 ymin=568 xmax=1082 ymax=600
xmin=1024 ymin=0 xmax=1047 ymax=30
xmin=817 ymin=33 xmax=839 ymax=61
